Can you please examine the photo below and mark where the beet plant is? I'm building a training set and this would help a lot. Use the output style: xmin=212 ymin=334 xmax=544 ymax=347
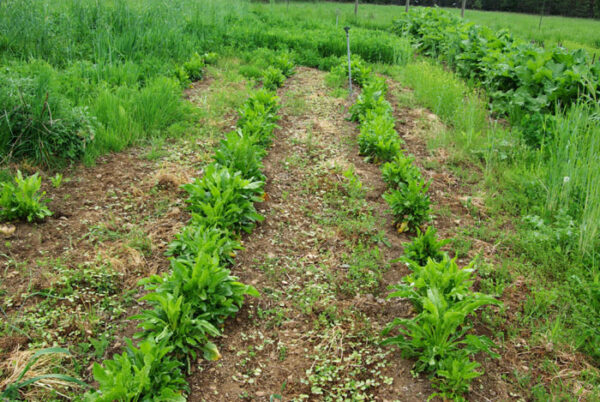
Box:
xmin=383 ymin=178 xmax=431 ymax=233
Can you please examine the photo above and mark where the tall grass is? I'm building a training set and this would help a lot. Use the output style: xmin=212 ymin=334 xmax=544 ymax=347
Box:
xmin=0 ymin=0 xmax=413 ymax=165
xmin=542 ymin=103 xmax=600 ymax=255
xmin=397 ymin=61 xmax=488 ymax=151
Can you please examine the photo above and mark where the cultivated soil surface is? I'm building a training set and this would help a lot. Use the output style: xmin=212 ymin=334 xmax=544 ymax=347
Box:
xmin=4 ymin=65 xmax=583 ymax=401
xmin=185 ymin=68 xmax=512 ymax=401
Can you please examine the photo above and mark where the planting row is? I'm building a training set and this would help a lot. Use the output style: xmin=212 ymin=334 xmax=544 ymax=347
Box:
xmin=392 ymin=7 xmax=600 ymax=147
xmin=1 ymin=0 xmax=411 ymax=169
xmin=0 ymin=52 xmax=217 ymax=169
xmin=344 ymin=57 xmax=501 ymax=400
xmin=84 ymin=63 xmax=294 ymax=400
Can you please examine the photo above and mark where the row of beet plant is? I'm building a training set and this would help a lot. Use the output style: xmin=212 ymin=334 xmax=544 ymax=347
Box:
xmin=344 ymin=57 xmax=501 ymax=401
xmin=392 ymin=8 xmax=600 ymax=147
xmin=84 ymin=62 xmax=294 ymax=401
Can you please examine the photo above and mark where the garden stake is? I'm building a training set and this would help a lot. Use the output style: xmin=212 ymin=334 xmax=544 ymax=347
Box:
xmin=345 ymin=26 xmax=353 ymax=95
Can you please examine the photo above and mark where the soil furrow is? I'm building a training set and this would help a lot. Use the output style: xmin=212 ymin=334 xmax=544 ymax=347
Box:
xmin=187 ymin=67 xmax=431 ymax=401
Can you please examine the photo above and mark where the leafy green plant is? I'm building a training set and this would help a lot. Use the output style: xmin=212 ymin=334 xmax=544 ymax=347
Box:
xmin=383 ymin=289 xmax=499 ymax=373
xmin=349 ymin=80 xmax=392 ymax=123
xmin=183 ymin=52 xmax=205 ymax=81
xmin=341 ymin=165 xmax=364 ymax=200
xmin=202 ymin=52 xmax=218 ymax=65
xmin=1 ymin=347 xmax=86 ymax=401
xmin=392 ymin=8 xmax=600 ymax=145
xmin=273 ymin=52 xmax=296 ymax=77
xmin=237 ymin=90 xmax=280 ymax=147
xmin=388 ymin=257 xmax=477 ymax=312
xmin=331 ymin=55 xmax=372 ymax=87
xmin=383 ymin=178 xmax=431 ymax=233
xmin=381 ymin=153 xmax=421 ymax=190
xmin=141 ymin=251 xmax=259 ymax=328
xmin=432 ymin=355 xmax=484 ymax=401
xmin=213 ymin=130 xmax=266 ymax=181
xmin=240 ymin=89 xmax=281 ymax=117
xmin=86 ymin=339 xmax=187 ymax=402
xmin=0 ymin=170 xmax=52 ymax=222
xmin=182 ymin=164 xmax=264 ymax=233
xmin=357 ymin=112 xmax=403 ymax=162
xmin=383 ymin=256 xmax=502 ymax=398
xmin=262 ymin=66 xmax=285 ymax=91
xmin=402 ymin=226 xmax=450 ymax=267
xmin=166 ymin=224 xmax=242 ymax=265
xmin=50 ymin=173 xmax=63 ymax=189
xmin=173 ymin=65 xmax=189 ymax=86
xmin=132 ymin=293 xmax=221 ymax=367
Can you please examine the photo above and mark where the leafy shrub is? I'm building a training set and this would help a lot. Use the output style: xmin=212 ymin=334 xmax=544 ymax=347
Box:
xmin=87 ymin=339 xmax=187 ymax=402
xmin=357 ymin=113 xmax=403 ymax=162
xmin=262 ymin=66 xmax=285 ymax=91
xmin=383 ymin=178 xmax=431 ymax=232
xmin=166 ymin=224 xmax=242 ymax=265
xmin=183 ymin=52 xmax=205 ymax=81
xmin=133 ymin=293 xmax=221 ymax=365
xmin=0 ymin=71 xmax=96 ymax=167
xmin=141 ymin=252 xmax=259 ymax=327
xmin=213 ymin=131 xmax=266 ymax=181
xmin=381 ymin=153 xmax=421 ymax=189
xmin=402 ymin=226 xmax=450 ymax=267
xmin=0 ymin=170 xmax=52 ymax=222
xmin=183 ymin=165 xmax=264 ymax=233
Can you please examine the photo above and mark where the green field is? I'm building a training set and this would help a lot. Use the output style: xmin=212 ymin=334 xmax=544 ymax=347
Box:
xmin=445 ymin=7 xmax=600 ymax=53
xmin=1 ymin=1 xmax=600 ymax=401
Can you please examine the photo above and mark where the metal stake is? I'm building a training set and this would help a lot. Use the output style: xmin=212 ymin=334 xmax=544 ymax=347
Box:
xmin=344 ymin=26 xmax=353 ymax=95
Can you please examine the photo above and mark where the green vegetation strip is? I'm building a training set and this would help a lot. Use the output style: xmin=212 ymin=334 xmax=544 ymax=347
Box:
xmin=84 ymin=62 xmax=294 ymax=400
xmin=393 ymin=8 xmax=599 ymax=147
xmin=342 ymin=57 xmax=501 ymax=400
xmin=0 ymin=0 xmax=408 ymax=168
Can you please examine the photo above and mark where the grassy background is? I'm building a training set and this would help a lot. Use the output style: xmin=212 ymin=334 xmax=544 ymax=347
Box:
xmin=444 ymin=7 xmax=600 ymax=53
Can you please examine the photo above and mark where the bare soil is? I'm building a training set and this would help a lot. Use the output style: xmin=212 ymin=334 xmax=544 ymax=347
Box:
xmin=185 ymin=68 xmax=515 ymax=401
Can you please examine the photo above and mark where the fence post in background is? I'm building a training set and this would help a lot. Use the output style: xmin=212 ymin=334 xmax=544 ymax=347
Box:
xmin=336 ymin=8 xmax=340 ymax=27
xmin=355 ymin=0 xmax=358 ymax=17
xmin=405 ymin=0 xmax=410 ymax=12
xmin=344 ymin=26 xmax=353 ymax=95
xmin=461 ymin=0 xmax=466 ymax=17
xmin=538 ymin=0 xmax=547 ymax=30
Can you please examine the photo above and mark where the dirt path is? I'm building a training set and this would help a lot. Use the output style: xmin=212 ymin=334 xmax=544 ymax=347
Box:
xmin=187 ymin=67 xmax=432 ymax=400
